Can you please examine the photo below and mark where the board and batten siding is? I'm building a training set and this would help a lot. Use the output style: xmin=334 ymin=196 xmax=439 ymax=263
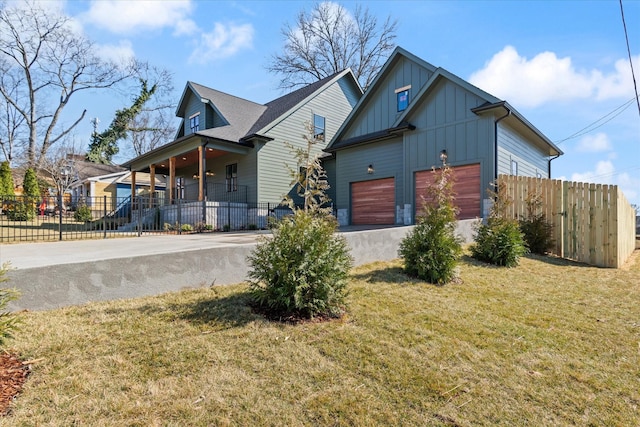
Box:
xmin=402 ymin=79 xmax=494 ymax=216
xmin=497 ymin=122 xmax=549 ymax=177
xmin=182 ymin=92 xmax=205 ymax=136
xmin=341 ymin=56 xmax=433 ymax=141
xmin=175 ymin=150 xmax=258 ymax=203
xmin=257 ymin=79 xmax=359 ymax=204
xmin=334 ymin=138 xmax=403 ymax=223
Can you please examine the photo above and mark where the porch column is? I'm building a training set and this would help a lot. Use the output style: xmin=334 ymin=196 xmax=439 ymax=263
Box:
xmin=150 ymin=164 xmax=156 ymax=206
xmin=198 ymin=144 xmax=205 ymax=201
xmin=130 ymin=171 xmax=136 ymax=210
xmin=169 ymin=157 xmax=176 ymax=204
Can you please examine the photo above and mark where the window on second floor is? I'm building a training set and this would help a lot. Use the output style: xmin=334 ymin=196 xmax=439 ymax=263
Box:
xmin=226 ymin=163 xmax=237 ymax=192
xmin=313 ymin=114 xmax=325 ymax=141
xmin=189 ymin=113 xmax=200 ymax=133
xmin=395 ymin=85 xmax=411 ymax=112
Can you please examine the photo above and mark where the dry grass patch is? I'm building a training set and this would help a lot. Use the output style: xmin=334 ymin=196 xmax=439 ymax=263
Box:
xmin=2 ymin=252 xmax=639 ymax=425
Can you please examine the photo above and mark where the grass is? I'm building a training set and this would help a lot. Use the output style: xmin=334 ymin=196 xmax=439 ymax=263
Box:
xmin=2 ymin=251 xmax=640 ymax=426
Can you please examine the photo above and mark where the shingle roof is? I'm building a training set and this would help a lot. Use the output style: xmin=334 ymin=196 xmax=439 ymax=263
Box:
xmin=245 ymin=71 xmax=345 ymax=137
xmin=75 ymin=160 xmax=125 ymax=181
xmin=187 ymin=82 xmax=267 ymax=142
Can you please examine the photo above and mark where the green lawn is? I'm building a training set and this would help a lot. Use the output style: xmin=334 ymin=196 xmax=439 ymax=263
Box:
xmin=2 ymin=252 xmax=639 ymax=426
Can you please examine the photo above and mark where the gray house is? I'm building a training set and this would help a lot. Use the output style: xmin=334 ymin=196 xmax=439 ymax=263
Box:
xmin=324 ymin=47 xmax=563 ymax=226
xmin=123 ymin=69 xmax=362 ymax=206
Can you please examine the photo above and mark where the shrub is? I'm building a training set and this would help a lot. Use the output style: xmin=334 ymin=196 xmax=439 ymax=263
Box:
xmin=248 ymin=210 xmax=352 ymax=318
xmin=248 ymin=121 xmax=352 ymax=319
xmin=22 ymin=168 xmax=40 ymax=199
xmin=472 ymin=218 xmax=528 ymax=267
xmin=399 ymin=163 xmax=462 ymax=284
xmin=6 ymin=201 xmax=35 ymax=221
xmin=518 ymin=191 xmax=554 ymax=255
xmin=0 ymin=264 xmax=21 ymax=347
xmin=471 ymin=181 xmax=528 ymax=267
xmin=0 ymin=162 xmax=14 ymax=197
xmin=180 ymin=224 xmax=193 ymax=232
xmin=74 ymin=204 xmax=93 ymax=222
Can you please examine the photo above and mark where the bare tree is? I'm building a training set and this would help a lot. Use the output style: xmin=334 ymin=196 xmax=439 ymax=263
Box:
xmin=0 ymin=60 xmax=25 ymax=165
xmin=38 ymin=142 xmax=84 ymax=196
xmin=267 ymin=2 xmax=397 ymax=91
xmin=127 ymin=63 xmax=177 ymax=157
xmin=0 ymin=1 xmax=130 ymax=170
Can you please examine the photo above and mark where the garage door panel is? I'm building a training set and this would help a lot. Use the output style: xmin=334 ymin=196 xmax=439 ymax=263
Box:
xmin=415 ymin=163 xmax=481 ymax=220
xmin=351 ymin=178 xmax=395 ymax=225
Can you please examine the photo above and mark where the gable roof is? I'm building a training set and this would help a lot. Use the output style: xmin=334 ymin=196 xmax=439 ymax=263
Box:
xmin=181 ymin=82 xmax=267 ymax=143
xmin=123 ymin=69 xmax=361 ymax=170
xmin=244 ymin=69 xmax=359 ymax=138
xmin=174 ymin=70 xmax=360 ymax=145
xmin=326 ymin=47 xmax=437 ymax=149
xmin=325 ymin=47 xmax=560 ymax=157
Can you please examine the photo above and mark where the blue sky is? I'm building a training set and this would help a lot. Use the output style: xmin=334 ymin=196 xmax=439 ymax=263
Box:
xmin=46 ymin=0 xmax=640 ymax=206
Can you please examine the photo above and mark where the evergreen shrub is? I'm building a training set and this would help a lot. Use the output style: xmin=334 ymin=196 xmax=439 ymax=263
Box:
xmin=248 ymin=122 xmax=352 ymax=319
xmin=518 ymin=191 xmax=554 ymax=255
xmin=6 ymin=201 xmax=35 ymax=221
xmin=74 ymin=204 xmax=93 ymax=222
xmin=471 ymin=181 xmax=528 ymax=267
xmin=399 ymin=164 xmax=462 ymax=284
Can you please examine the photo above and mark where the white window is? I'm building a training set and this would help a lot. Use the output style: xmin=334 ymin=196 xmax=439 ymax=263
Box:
xmin=313 ymin=114 xmax=325 ymax=141
xmin=511 ymin=160 xmax=518 ymax=176
xmin=189 ymin=113 xmax=200 ymax=133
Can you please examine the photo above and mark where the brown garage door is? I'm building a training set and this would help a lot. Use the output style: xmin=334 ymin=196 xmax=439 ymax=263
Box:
xmin=351 ymin=178 xmax=395 ymax=225
xmin=415 ymin=163 xmax=481 ymax=220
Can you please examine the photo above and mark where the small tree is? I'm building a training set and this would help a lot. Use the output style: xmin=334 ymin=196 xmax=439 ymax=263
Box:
xmin=248 ymin=122 xmax=352 ymax=319
xmin=398 ymin=162 xmax=462 ymax=284
xmin=471 ymin=181 xmax=528 ymax=267
xmin=0 ymin=161 xmax=14 ymax=196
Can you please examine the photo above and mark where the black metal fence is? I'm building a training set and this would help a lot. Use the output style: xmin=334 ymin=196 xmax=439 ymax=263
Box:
xmin=0 ymin=194 xmax=294 ymax=243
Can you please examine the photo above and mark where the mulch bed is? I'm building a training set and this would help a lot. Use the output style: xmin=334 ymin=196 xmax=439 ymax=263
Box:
xmin=0 ymin=352 xmax=30 ymax=416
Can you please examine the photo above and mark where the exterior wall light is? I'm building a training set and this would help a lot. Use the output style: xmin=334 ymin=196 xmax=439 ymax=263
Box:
xmin=367 ymin=164 xmax=374 ymax=174
xmin=440 ymin=149 xmax=448 ymax=165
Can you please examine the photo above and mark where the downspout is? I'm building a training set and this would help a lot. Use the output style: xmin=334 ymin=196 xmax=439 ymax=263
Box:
xmin=548 ymin=154 xmax=560 ymax=179
xmin=494 ymin=107 xmax=511 ymax=180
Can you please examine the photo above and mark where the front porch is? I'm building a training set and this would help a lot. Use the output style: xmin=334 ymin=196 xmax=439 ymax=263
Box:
xmin=122 ymin=133 xmax=261 ymax=207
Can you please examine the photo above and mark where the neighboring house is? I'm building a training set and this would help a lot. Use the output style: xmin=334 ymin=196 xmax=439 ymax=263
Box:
xmin=122 ymin=69 xmax=362 ymax=207
xmin=324 ymin=47 xmax=563 ymax=226
xmin=68 ymin=159 xmax=165 ymax=215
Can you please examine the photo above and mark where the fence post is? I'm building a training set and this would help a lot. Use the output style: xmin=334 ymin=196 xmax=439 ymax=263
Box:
xmin=177 ymin=198 xmax=182 ymax=235
xmin=103 ymin=195 xmax=108 ymax=239
xmin=137 ymin=197 xmax=142 ymax=237
xmin=58 ymin=191 xmax=63 ymax=241
xmin=227 ymin=200 xmax=231 ymax=231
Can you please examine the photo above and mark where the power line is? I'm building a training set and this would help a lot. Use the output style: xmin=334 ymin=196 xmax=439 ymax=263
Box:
xmin=619 ymin=0 xmax=640 ymax=118
xmin=554 ymin=96 xmax=636 ymax=144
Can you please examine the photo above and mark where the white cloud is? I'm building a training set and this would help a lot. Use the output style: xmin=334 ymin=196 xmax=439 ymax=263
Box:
xmin=575 ymin=132 xmax=612 ymax=153
xmin=469 ymin=46 xmax=639 ymax=108
xmin=618 ymin=172 xmax=640 ymax=202
xmin=95 ymin=40 xmax=135 ymax=64
xmin=571 ymin=160 xmax=616 ymax=184
xmin=173 ymin=18 xmax=199 ymax=37
xmin=188 ymin=22 xmax=254 ymax=64
xmin=81 ymin=0 xmax=193 ymax=34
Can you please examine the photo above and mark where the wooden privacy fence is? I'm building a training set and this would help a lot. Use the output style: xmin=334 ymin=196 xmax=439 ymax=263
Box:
xmin=498 ymin=175 xmax=636 ymax=268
